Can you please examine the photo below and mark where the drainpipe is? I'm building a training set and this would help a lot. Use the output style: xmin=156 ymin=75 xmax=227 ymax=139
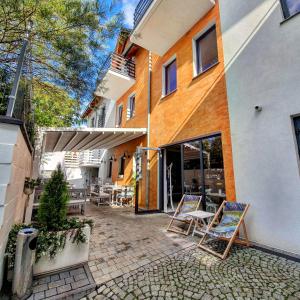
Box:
xmin=145 ymin=52 xmax=152 ymax=208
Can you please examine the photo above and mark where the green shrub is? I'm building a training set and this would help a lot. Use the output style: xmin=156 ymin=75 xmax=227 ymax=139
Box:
xmin=37 ymin=164 xmax=69 ymax=230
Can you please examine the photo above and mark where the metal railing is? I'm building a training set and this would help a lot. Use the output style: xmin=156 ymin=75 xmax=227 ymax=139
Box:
xmin=133 ymin=0 xmax=154 ymax=29
xmin=79 ymin=150 xmax=102 ymax=166
xmin=64 ymin=152 xmax=80 ymax=168
xmin=100 ymin=53 xmax=135 ymax=81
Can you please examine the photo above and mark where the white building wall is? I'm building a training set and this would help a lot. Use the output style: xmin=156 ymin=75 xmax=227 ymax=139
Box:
xmin=84 ymin=98 xmax=116 ymax=182
xmin=219 ymin=0 xmax=300 ymax=256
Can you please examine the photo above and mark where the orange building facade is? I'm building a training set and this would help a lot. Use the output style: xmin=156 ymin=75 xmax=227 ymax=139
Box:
xmin=89 ymin=1 xmax=236 ymax=213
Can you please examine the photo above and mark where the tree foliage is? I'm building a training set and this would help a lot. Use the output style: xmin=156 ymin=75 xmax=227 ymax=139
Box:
xmin=38 ymin=164 xmax=69 ymax=230
xmin=0 ymin=0 xmax=123 ymax=102
xmin=33 ymin=82 xmax=80 ymax=127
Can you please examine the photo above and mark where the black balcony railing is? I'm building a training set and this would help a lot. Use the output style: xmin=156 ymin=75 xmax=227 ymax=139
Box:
xmin=133 ymin=0 xmax=154 ymax=29
xmin=101 ymin=53 xmax=135 ymax=80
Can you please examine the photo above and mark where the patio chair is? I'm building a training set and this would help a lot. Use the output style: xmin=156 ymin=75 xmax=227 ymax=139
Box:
xmin=166 ymin=194 xmax=202 ymax=235
xmin=198 ymin=200 xmax=250 ymax=259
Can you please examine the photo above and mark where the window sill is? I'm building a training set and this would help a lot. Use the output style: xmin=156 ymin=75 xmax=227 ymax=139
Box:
xmin=192 ymin=61 xmax=219 ymax=81
xmin=280 ymin=11 xmax=300 ymax=25
xmin=160 ymin=89 xmax=177 ymax=101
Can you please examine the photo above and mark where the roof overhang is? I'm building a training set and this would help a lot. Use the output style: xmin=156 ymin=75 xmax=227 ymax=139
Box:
xmin=41 ymin=127 xmax=147 ymax=153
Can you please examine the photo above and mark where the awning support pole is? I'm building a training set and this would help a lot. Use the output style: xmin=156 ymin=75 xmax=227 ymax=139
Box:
xmin=145 ymin=52 xmax=152 ymax=209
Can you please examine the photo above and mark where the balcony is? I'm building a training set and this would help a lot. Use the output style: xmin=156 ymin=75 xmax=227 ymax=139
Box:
xmin=131 ymin=0 xmax=215 ymax=56
xmin=95 ymin=53 xmax=136 ymax=100
xmin=79 ymin=150 xmax=102 ymax=167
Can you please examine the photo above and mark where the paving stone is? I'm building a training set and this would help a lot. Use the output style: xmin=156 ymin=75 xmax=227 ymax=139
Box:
xmin=71 ymin=267 xmax=85 ymax=276
xmin=45 ymin=288 xmax=57 ymax=297
xmin=65 ymin=277 xmax=75 ymax=284
xmin=33 ymin=291 xmax=45 ymax=300
xmin=74 ymin=273 xmax=88 ymax=282
xmin=57 ymin=283 xmax=72 ymax=294
xmin=50 ymin=274 xmax=60 ymax=282
xmin=33 ymin=283 xmax=48 ymax=293
xmin=59 ymin=271 xmax=70 ymax=279
xmin=71 ymin=278 xmax=90 ymax=289
xmin=48 ymin=279 xmax=66 ymax=289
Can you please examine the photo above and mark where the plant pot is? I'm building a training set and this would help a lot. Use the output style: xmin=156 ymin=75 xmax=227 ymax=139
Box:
xmin=33 ymin=225 xmax=90 ymax=275
xmin=23 ymin=187 xmax=34 ymax=195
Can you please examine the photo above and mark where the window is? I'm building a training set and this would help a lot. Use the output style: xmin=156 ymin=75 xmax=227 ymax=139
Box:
xmin=294 ymin=116 xmax=300 ymax=158
xmin=91 ymin=117 xmax=95 ymax=128
xmin=127 ymin=94 xmax=135 ymax=119
xmin=107 ymin=160 xmax=112 ymax=178
xmin=163 ymin=59 xmax=177 ymax=96
xmin=117 ymin=105 xmax=123 ymax=127
xmin=194 ymin=25 xmax=218 ymax=75
xmin=281 ymin=0 xmax=300 ymax=19
xmin=118 ymin=157 xmax=125 ymax=177
xmin=98 ymin=106 xmax=106 ymax=127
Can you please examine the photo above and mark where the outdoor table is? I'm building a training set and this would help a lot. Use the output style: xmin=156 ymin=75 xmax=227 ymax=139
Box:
xmin=186 ymin=210 xmax=215 ymax=237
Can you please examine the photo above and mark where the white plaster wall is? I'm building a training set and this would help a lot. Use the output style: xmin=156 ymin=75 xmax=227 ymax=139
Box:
xmin=219 ymin=0 xmax=300 ymax=255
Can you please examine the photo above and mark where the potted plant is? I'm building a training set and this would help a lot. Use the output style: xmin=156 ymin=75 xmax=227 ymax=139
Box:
xmin=6 ymin=165 xmax=93 ymax=276
xmin=23 ymin=177 xmax=41 ymax=196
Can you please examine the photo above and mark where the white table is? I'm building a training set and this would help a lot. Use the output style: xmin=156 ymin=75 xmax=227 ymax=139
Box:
xmin=186 ymin=210 xmax=215 ymax=237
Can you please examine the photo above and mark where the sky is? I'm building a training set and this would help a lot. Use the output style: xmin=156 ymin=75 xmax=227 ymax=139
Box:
xmin=105 ymin=0 xmax=139 ymax=52
xmin=120 ymin=0 xmax=139 ymax=28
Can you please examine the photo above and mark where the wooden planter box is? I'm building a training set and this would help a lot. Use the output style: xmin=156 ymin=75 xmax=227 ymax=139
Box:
xmin=33 ymin=225 xmax=90 ymax=275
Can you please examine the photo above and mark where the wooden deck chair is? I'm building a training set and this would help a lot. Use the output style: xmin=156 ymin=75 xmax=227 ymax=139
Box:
xmin=198 ymin=201 xmax=250 ymax=259
xmin=167 ymin=194 xmax=202 ymax=236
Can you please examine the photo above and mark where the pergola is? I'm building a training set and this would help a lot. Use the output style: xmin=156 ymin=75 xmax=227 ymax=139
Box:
xmin=41 ymin=127 xmax=147 ymax=152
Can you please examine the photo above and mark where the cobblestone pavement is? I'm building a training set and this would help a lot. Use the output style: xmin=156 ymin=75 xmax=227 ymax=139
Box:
xmin=86 ymin=245 xmax=300 ymax=300
xmin=30 ymin=264 xmax=96 ymax=299
xmin=85 ymin=204 xmax=195 ymax=285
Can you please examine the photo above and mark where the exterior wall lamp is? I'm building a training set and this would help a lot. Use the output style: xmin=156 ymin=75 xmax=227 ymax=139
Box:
xmin=109 ymin=155 xmax=117 ymax=162
xmin=122 ymin=151 xmax=131 ymax=160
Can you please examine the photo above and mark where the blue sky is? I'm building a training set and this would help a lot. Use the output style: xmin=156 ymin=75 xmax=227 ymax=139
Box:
xmin=107 ymin=0 xmax=139 ymax=50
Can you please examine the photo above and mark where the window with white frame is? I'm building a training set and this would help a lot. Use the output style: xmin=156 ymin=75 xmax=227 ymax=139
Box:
xmin=162 ymin=57 xmax=177 ymax=96
xmin=281 ymin=0 xmax=300 ymax=19
xmin=193 ymin=25 xmax=218 ymax=76
xmin=127 ymin=94 xmax=135 ymax=120
xmin=98 ymin=105 xmax=106 ymax=127
xmin=117 ymin=105 xmax=123 ymax=127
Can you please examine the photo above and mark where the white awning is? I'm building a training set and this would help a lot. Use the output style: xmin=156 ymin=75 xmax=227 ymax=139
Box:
xmin=41 ymin=127 xmax=147 ymax=153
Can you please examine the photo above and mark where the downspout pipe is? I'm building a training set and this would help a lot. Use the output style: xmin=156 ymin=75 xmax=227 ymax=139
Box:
xmin=145 ymin=52 xmax=152 ymax=208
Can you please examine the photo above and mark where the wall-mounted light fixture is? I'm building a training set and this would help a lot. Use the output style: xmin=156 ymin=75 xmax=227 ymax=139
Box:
xmin=109 ymin=155 xmax=117 ymax=162
xmin=122 ymin=151 xmax=131 ymax=160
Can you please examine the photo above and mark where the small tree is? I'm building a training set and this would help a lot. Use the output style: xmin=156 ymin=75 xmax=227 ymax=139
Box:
xmin=38 ymin=164 xmax=69 ymax=230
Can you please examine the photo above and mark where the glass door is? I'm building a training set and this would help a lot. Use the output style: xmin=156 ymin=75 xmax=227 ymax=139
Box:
xmin=202 ymin=135 xmax=225 ymax=212
xmin=182 ymin=141 xmax=204 ymax=197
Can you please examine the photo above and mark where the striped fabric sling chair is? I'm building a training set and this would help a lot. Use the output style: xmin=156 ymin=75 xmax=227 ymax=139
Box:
xmin=166 ymin=194 xmax=202 ymax=236
xmin=198 ymin=200 xmax=250 ymax=259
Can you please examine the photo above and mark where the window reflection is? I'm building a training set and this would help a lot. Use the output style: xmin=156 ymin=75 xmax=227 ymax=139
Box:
xmin=183 ymin=141 xmax=202 ymax=195
xmin=202 ymin=136 xmax=225 ymax=194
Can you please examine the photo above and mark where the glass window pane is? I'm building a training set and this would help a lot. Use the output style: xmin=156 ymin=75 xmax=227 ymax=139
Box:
xmin=202 ymin=136 xmax=225 ymax=211
xmin=130 ymin=95 xmax=135 ymax=118
xmin=283 ymin=0 xmax=300 ymax=18
xmin=197 ymin=26 xmax=218 ymax=74
xmin=165 ymin=59 xmax=177 ymax=95
xmin=118 ymin=106 xmax=123 ymax=126
xmin=183 ymin=141 xmax=203 ymax=196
